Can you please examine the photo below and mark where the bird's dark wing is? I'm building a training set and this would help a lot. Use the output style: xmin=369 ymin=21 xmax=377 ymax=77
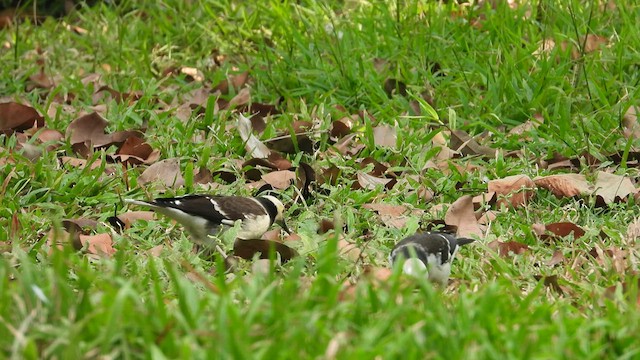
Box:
xmin=151 ymin=196 xmax=265 ymax=224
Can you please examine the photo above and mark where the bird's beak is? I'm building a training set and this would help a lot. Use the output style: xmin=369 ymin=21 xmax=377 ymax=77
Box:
xmin=277 ymin=219 xmax=291 ymax=234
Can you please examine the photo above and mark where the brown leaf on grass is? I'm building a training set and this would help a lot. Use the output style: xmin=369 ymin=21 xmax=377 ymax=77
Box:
xmin=338 ymin=238 xmax=362 ymax=262
xmin=432 ymin=131 xmax=458 ymax=160
xmin=534 ymin=171 xmax=636 ymax=205
xmin=383 ymin=78 xmax=407 ymax=97
xmin=33 ymin=128 xmax=64 ymax=151
xmin=318 ymin=165 xmax=341 ymax=186
xmin=622 ymin=105 xmax=639 ymax=139
xmin=66 ymin=112 xmax=141 ymax=149
xmin=233 ymin=238 xmax=297 ymax=262
xmin=110 ymin=135 xmax=160 ymax=166
xmin=589 ymin=245 xmax=628 ymax=274
xmin=450 ymin=129 xmax=496 ymax=158
xmin=605 ymin=277 xmax=640 ymax=307
xmin=138 ymin=158 xmax=185 ymax=187
xmin=330 ymin=119 xmax=352 ymax=140
xmin=226 ymin=88 xmax=251 ymax=109
xmin=533 ymin=275 xmax=565 ymax=296
xmin=265 ymin=122 xmax=315 ymax=155
xmin=509 ymin=114 xmax=543 ymax=136
xmin=372 ymin=125 xmax=397 ymax=148
xmin=359 ymin=157 xmax=389 ymax=177
xmin=262 ymin=170 xmax=296 ymax=189
xmin=488 ymin=175 xmax=536 ymax=208
xmin=318 ymin=219 xmax=335 ymax=234
xmin=472 ymin=192 xmax=497 ymax=210
xmin=80 ymin=233 xmax=115 ymax=257
xmin=354 ymin=172 xmax=396 ymax=190
xmin=363 ymin=203 xmax=417 ymax=229
xmin=626 ymin=217 xmax=640 ymax=239
xmin=27 ymin=68 xmax=55 ymax=90
xmin=534 ymin=222 xmax=585 ymax=242
xmin=0 ymin=102 xmax=44 ymax=133
xmin=148 ymin=244 xmax=164 ymax=257
xmin=546 ymin=250 xmax=566 ymax=266
xmin=117 ymin=211 xmax=156 ymax=225
xmin=488 ymin=240 xmax=530 ymax=257
xmin=296 ymin=162 xmax=316 ymax=200
xmin=93 ymin=86 xmax=141 ymax=104
xmin=62 ymin=218 xmax=99 ymax=232
xmin=444 ymin=195 xmax=483 ymax=238
xmin=237 ymin=114 xmax=271 ymax=158
xmin=213 ymin=71 xmax=249 ymax=94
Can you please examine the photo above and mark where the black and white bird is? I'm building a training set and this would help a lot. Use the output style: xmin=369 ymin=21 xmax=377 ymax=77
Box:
xmin=124 ymin=195 xmax=290 ymax=249
xmin=390 ymin=232 xmax=474 ymax=285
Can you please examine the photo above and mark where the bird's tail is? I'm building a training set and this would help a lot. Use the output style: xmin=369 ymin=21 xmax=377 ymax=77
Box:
xmin=124 ymin=199 xmax=156 ymax=208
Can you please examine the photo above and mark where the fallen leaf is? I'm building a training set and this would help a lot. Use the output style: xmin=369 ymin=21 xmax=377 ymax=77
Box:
xmin=538 ymin=222 xmax=586 ymax=241
xmin=80 ymin=233 xmax=115 ymax=257
xmin=372 ymin=125 xmax=397 ymax=148
xmin=148 ymin=244 xmax=164 ymax=257
xmin=233 ymin=238 xmax=297 ymax=262
xmin=450 ymin=129 xmax=495 ymax=158
xmin=213 ymin=71 xmax=249 ymax=94
xmin=364 ymin=203 xmax=416 ymax=229
xmin=383 ymin=78 xmax=407 ymax=97
xmin=533 ymin=274 xmax=565 ymax=296
xmin=546 ymin=250 xmax=565 ymax=266
xmin=488 ymin=175 xmax=536 ymax=208
xmin=534 ymin=171 xmax=636 ymax=205
xmin=626 ymin=217 xmax=640 ymax=239
xmin=354 ymin=172 xmax=395 ymax=190
xmin=110 ymin=135 xmax=160 ymax=165
xmin=0 ymin=102 xmax=44 ymax=132
xmin=318 ymin=219 xmax=335 ymax=234
xmin=237 ymin=114 xmax=271 ymax=158
xmin=66 ymin=112 xmax=140 ymax=149
xmin=488 ymin=240 xmax=530 ymax=257
xmin=338 ymin=238 xmax=362 ymax=262
xmin=444 ymin=195 xmax=483 ymax=238
xmin=261 ymin=170 xmax=296 ymax=189
xmin=622 ymin=105 xmax=639 ymax=139
xmin=138 ymin=158 xmax=185 ymax=187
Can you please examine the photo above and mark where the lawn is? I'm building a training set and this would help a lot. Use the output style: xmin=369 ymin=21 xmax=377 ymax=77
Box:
xmin=1 ymin=0 xmax=640 ymax=358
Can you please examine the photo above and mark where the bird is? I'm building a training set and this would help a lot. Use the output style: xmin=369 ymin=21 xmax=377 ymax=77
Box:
xmin=389 ymin=232 xmax=474 ymax=285
xmin=124 ymin=194 xmax=290 ymax=256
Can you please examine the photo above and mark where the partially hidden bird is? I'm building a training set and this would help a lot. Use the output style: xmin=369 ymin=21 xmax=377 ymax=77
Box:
xmin=390 ymin=232 xmax=474 ymax=285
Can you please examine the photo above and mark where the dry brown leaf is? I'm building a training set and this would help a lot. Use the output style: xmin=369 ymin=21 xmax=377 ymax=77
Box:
xmin=238 ymin=114 xmax=271 ymax=158
xmin=534 ymin=171 xmax=636 ymax=204
xmin=622 ymin=105 xmax=639 ymax=139
xmin=546 ymin=250 xmax=565 ymax=266
xmin=227 ymin=88 xmax=251 ymax=109
xmin=0 ymin=102 xmax=44 ymax=132
xmin=261 ymin=170 xmax=296 ymax=189
xmin=488 ymin=240 xmax=529 ymax=257
xmin=450 ymin=129 xmax=496 ymax=158
xmin=233 ymin=238 xmax=297 ymax=262
xmin=66 ymin=112 xmax=140 ymax=149
xmin=363 ymin=203 xmax=418 ymax=229
xmin=138 ymin=158 xmax=185 ymax=187
xmin=488 ymin=175 xmax=536 ymax=208
xmin=148 ymin=244 xmax=164 ymax=257
xmin=626 ymin=217 xmax=640 ymax=240
xmin=432 ymin=131 xmax=457 ymax=160
xmin=80 ymin=233 xmax=115 ymax=257
xmin=110 ymin=135 xmax=160 ymax=165
xmin=338 ymin=238 xmax=362 ymax=262
xmin=444 ymin=195 xmax=483 ymax=238
xmin=372 ymin=125 xmax=397 ymax=148
xmin=355 ymin=172 xmax=395 ymax=190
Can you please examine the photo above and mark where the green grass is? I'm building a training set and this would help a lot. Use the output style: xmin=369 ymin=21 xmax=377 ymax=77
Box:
xmin=2 ymin=0 xmax=640 ymax=358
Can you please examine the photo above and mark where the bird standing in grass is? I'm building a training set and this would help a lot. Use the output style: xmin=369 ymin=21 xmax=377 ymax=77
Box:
xmin=124 ymin=195 xmax=290 ymax=256
xmin=390 ymin=232 xmax=474 ymax=285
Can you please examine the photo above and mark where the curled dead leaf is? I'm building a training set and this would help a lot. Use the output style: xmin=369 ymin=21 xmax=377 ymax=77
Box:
xmin=138 ymin=158 xmax=185 ymax=187
xmin=444 ymin=195 xmax=483 ymax=238
xmin=0 ymin=102 xmax=44 ymax=133
xmin=488 ymin=175 xmax=536 ymax=208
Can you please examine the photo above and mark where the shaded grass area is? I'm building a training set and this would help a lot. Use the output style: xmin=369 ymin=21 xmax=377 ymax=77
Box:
xmin=1 ymin=0 xmax=640 ymax=358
